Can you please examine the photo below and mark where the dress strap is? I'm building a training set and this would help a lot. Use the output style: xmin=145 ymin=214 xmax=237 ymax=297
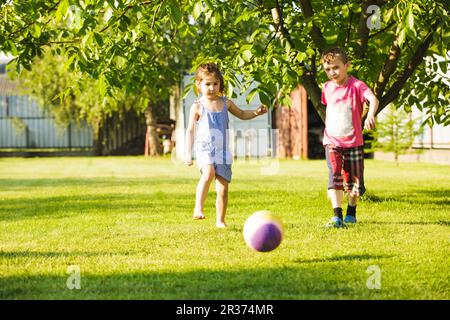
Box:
xmin=222 ymin=96 xmax=227 ymax=111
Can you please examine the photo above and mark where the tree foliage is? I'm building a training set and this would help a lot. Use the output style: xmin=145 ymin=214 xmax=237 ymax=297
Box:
xmin=372 ymin=103 xmax=424 ymax=164
xmin=1 ymin=0 xmax=449 ymax=126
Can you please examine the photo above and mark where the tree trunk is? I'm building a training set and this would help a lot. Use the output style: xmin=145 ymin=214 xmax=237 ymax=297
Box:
xmin=169 ymin=84 xmax=181 ymax=121
xmin=301 ymin=73 xmax=326 ymax=123
xmin=144 ymin=100 xmax=162 ymax=156
xmin=92 ymin=119 xmax=103 ymax=156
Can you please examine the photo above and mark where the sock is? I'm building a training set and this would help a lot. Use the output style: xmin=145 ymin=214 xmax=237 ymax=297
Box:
xmin=347 ymin=205 xmax=356 ymax=217
xmin=333 ymin=207 xmax=343 ymax=220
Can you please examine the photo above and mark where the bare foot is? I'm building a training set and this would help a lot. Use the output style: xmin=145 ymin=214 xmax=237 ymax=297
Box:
xmin=193 ymin=212 xmax=205 ymax=220
xmin=215 ymin=222 xmax=227 ymax=228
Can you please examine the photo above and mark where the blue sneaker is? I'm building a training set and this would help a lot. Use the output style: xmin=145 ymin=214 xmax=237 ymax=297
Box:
xmin=325 ymin=216 xmax=347 ymax=228
xmin=344 ymin=215 xmax=357 ymax=224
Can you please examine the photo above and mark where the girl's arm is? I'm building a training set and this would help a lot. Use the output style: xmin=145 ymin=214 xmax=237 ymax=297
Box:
xmin=185 ymin=103 xmax=200 ymax=165
xmin=227 ymin=100 xmax=267 ymax=120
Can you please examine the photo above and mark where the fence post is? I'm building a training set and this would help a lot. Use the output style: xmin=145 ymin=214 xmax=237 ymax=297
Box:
xmin=68 ymin=122 xmax=72 ymax=149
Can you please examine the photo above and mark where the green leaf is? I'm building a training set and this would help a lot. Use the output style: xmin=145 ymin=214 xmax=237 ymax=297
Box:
xmin=259 ymin=90 xmax=271 ymax=107
xmin=385 ymin=8 xmax=394 ymax=22
xmin=397 ymin=29 xmax=406 ymax=47
xmin=349 ymin=3 xmax=361 ymax=13
xmin=31 ymin=24 xmax=41 ymax=38
xmin=55 ymin=0 xmax=69 ymax=23
xmin=296 ymin=51 xmax=307 ymax=63
xmin=193 ymin=1 xmax=203 ymax=20
xmin=93 ymin=32 xmax=104 ymax=46
xmin=242 ymin=49 xmax=252 ymax=62
xmin=97 ymin=74 xmax=107 ymax=97
xmin=439 ymin=61 xmax=448 ymax=74
xmin=170 ymin=0 xmax=182 ymax=25
xmin=228 ymin=81 xmax=234 ymax=97
xmin=81 ymin=33 xmax=93 ymax=48
xmin=323 ymin=28 xmax=338 ymax=44
xmin=106 ymin=0 xmax=118 ymax=10
xmin=407 ymin=7 xmax=414 ymax=30
xmin=7 ymin=40 xmax=18 ymax=56
xmin=246 ymin=87 xmax=258 ymax=104
xmin=204 ymin=0 xmax=214 ymax=9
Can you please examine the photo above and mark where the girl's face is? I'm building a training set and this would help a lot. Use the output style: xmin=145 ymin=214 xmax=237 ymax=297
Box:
xmin=197 ymin=74 xmax=221 ymax=99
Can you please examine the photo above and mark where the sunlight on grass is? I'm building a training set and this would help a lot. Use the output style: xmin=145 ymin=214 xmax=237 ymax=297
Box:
xmin=0 ymin=157 xmax=449 ymax=299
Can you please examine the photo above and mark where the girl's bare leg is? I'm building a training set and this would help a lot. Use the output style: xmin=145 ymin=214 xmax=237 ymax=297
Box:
xmin=193 ymin=165 xmax=215 ymax=219
xmin=215 ymin=176 xmax=228 ymax=228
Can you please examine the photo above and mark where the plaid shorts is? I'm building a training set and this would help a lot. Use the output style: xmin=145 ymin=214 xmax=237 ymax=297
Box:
xmin=325 ymin=144 xmax=366 ymax=197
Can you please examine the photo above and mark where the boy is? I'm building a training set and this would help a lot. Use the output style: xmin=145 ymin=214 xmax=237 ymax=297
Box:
xmin=320 ymin=47 xmax=379 ymax=228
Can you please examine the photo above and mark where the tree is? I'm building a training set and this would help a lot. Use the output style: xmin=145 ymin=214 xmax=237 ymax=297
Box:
xmin=189 ymin=0 xmax=449 ymax=125
xmin=372 ymin=103 xmax=423 ymax=165
xmin=1 ymin=0 xmax=449 ymax=127
xmin=2 ymin=0 xmax=202 ymax=155
xmin=9 ymin=49 xmax=146 ymax=155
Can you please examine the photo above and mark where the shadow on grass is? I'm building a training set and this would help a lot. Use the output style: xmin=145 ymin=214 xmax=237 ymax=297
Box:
xmin=0 ymin=192 xmax=196 ymax=221
xmin=0 ymin=266 xmax=377 ymax=300
xmin=361 ymin=189 xmax=450 ymax=207
xmin=360 ymin=220 xmax=450 ymax=227
xmin=0 ymin=178 xmax=195 ymax=189
xmin=0 ymin=189 xmax=286 ymax=222
xmin=293 ymin=254 xmax=393 ymax=264
xmin=0 ymin=250 xmax=137 ymax=259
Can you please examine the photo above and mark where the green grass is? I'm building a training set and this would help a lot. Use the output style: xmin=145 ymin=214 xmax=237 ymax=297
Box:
xmin=0 ymin=156 xmax=449 ymax=300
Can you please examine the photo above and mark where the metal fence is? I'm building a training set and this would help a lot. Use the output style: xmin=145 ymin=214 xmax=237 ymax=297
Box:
xmin=0 ymin=95 xmax=93 ymax=149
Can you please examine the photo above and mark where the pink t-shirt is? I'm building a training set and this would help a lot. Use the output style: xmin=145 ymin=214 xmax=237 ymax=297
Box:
xmin=321 ymin=76 xmax=375 ymax=148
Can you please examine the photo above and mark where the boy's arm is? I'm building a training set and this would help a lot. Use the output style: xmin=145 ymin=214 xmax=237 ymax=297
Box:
xmin=227 ymin=100 xmax=267 ymax=120
xmin=185 ymin=103 xmax=200 ymax=165
xmin=364 ymin=94 xmax=379 ymax=131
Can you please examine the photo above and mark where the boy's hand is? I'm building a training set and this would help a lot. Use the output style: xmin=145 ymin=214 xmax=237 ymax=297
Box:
xmin=255 ymin=105 xmax=268 ymax=115
xmin=364 ymin=113 xmax=376 ymax=131
xmin=185 ymin=155 xmax=193 ymax=166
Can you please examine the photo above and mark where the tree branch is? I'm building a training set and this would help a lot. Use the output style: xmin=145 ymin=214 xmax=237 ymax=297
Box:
xmin=356 ymin=0 xmax=380 ymax=59
xmin=99 ymin=0 xmax=158 ymax=33
xmin=368 ymin=21 xmax=395 ymax=39
xmin=272 ymin=0 xmax=295 ymax=48
xmin=8 ymin=1 xmax=61 ymax=38
xmin=379 ymin=23 xmax=439 ymax=112
xmin=270 ymin=1 xmax=325 ymax=122
xmin=301 ymin=72 xmax=325 ymax=122
xmin=345 ymin=11 xmax=354 ymax=47
xmin=298 ymin=0 xmax=327 ymax=52
xmin=373 ymin=37 xmax=401 ymax=98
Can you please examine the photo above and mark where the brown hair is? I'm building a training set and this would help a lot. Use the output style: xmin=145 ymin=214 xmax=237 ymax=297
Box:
xmin=321 ymin=47 xmax=349 ymax=64
xmin=195 ymin=63 xmax=225 ymax=95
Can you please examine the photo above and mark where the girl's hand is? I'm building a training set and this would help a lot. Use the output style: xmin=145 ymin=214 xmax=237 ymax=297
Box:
xmin=185 ymin=156 xmax=193 ymax=166
xmin=255 ymin=105 xmax=268 ymax=115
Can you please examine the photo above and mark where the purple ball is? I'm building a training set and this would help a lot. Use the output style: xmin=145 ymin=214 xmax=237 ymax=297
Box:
xmin=243 ymin=211 xmax=284 ymax=252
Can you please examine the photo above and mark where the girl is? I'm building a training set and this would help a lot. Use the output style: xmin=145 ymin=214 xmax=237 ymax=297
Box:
xmin=185 ymin=63 xmax=267 ymax=228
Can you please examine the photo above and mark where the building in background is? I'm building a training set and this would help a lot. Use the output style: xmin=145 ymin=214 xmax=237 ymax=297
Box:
xmin=0 ymin=58 xmax=146 ymax=156
xmin=175 ymin=76 xmax=325 ymax=162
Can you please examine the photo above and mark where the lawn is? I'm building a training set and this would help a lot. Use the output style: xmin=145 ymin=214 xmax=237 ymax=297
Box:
xmin=0 ymin=156 xmax=449 ymax=300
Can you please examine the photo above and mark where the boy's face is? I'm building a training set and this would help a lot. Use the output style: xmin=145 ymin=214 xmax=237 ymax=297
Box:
xmin=323 ymin=58 xmax=350 ymax=85
xmin=197 ymin=74 xmax=221 ymax=99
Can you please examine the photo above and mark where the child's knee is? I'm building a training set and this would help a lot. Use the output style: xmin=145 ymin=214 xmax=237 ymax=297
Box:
xmin=216 ymin=185 xmax=228 ymax=198
xmin=201 ymin=166 xmax=216 ymax=181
